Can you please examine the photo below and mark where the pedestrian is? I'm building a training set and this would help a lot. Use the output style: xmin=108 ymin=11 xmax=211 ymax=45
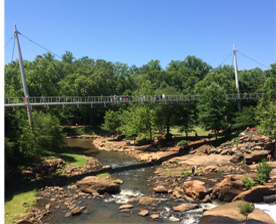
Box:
xmin=143 ymin=95 xmax=145 ymax=101
xmin=154 ymin=94 xmax=157 ymax=100
xmin=267 ymin=154 xmax=271 ymax=161
xmin=141 ymin=95 xmax=143 ymax=101
xmin=162 ymin=93 xmax=165 ymax=100
xmin=192 ymin=166 xmax=195 ymax=176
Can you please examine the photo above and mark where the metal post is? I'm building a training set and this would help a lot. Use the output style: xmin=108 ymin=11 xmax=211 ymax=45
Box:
xmin=233 ymin=44 xmax=241 ymax=111
xmin=14 ymin=24 xmax=33 ymax=126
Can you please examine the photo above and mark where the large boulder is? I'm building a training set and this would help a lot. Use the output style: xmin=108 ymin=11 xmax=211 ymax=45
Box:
xmin=182 ymin=180 xmax=207 ymax=201
xmin=244 ymin=150 xmax=270 ymax=164
xmin=211 ymin=175 xmax=247 ymax=202
xmin=263 ymin=194 xmax=276 ymax=203
xmin=232 ymin=183 xmax=276 ymax=202
xmin=153 ymin=185 xmax=168 ymax=193
xmin=76 ymin=176 xmax=120 ymax=194
xmin=201 ymin=200 xmax=247 ymax=222
xmin=247 ymin=208 xmax=275 ymax=224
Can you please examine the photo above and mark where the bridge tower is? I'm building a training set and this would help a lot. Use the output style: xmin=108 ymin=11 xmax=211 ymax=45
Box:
xmin=233 ymin=44 xmax=241 ymax=111
xmin=14 ymin=24 xmax=33 ymax=126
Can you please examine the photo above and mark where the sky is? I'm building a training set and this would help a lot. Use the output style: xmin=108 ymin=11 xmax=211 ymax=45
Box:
xmin=3 ymin=0 xmax=276 ymax=71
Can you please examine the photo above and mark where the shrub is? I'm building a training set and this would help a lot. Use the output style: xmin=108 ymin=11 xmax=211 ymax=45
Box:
xmin=177 ymin=140 xmax=187 ymax=146
xmin=256 ymin=159 xmax=272 ymax=183
xmin=241 ymin=178 xmax=260 ymax=190
xmin=238 ymin=202 xmax=254 ymax=216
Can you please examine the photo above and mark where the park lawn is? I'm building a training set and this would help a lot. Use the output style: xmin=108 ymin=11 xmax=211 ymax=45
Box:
xmin=5 ymin=152 xmax=89 ymax=224
xmin=170 ymin=126 xmax=208 ymax=137
xmin=5 ymin=189 xmax=36 ymax=224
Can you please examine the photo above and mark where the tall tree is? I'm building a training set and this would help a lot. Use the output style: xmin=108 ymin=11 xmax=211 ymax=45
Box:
xmin=197 ymin=83 xmax=229 ymax=139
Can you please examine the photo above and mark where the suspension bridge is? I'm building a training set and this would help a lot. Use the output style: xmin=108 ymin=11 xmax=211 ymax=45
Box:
xmin=4 ymin=92 xmax=266 ymax=108
xmin=5 ymin=25 xmax=270 ymax=126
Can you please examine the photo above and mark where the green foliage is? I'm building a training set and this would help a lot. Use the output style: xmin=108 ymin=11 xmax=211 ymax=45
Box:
xmin=177 ymin=140 xmax=187 ymax=146
xmin=256 ymin=159 xmax=272 ymax=183
xmin=238 ymin=202 xmax=254 ymax=216
xmin=241 ymin=178 xmax=260 ymax=190
xmin=197 ymin=83 xmax=229 ymax=139
xmin=181 ymin=171 xmax=192 ymax=176
xmin=101 ymin=109 xmax=121 ymax=134
xmin=232 ymin=106 xmax=257 ymax=131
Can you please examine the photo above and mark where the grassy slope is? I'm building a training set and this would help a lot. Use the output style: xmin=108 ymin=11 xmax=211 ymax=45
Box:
xmin=5 ymin=153 xmax=89 ymax=224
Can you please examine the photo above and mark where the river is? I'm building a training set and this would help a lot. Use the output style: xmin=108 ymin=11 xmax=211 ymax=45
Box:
xmin=43 ymin=139 xmax=276 ymax=224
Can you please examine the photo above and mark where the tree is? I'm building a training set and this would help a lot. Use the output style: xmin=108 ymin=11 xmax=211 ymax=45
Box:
xmin=197 ymin=83 xmax=229 ymax=139
xmin=101 ymin=109 xmax=121 ymax=136
xmin=232 ymin=106 xmax=257 ymax=131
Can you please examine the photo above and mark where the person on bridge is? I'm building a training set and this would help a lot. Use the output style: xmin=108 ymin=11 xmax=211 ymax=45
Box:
xmin=24 ymin=94 xmax=29 ymax=104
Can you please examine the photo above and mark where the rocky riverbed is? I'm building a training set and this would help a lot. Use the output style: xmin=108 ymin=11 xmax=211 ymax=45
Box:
xmin=13 ymin=130 xmax=276 ymax=224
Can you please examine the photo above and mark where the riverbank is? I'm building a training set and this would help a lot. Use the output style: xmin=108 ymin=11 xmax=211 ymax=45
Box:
xmin=6 ymin=130 xmax=276 ymax=224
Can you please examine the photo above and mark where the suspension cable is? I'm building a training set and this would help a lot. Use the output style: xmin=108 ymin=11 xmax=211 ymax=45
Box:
xmin=4 ymin=35 xmax=13 ymax=48
xmin=18 ymin=33 xmax=62 ymax=59
xmin=11 ymin=36 xmax=15 ymax=61
xmin=219 ymin=52 xmax=233 ymax=67
xmin=237 ymin=50 xmax=269 ymax=69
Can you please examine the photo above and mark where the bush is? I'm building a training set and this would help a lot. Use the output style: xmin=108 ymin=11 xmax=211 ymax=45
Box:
xmin=238 ymin=202 xmax=254 ymax=216
xmin=177 ymin=140 xmax=187 ymax=146
xmin=256 ymin=159 xmax=272 ymax=183
xmin=241 ymin=178 xmax=260 ymax=190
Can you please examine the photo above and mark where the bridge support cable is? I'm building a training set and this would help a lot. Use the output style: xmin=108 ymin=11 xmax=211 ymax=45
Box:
xmin=14 ymin=24 xmax=33 ymax=126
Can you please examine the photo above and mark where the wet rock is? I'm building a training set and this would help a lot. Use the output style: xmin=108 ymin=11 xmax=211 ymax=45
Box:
xmin=45 ymin=203 xmax=51 ymax=210
xmin=247 ymin=208 xmax=275 ymax=224
xmin=202 ymin=194 xmax=212 ymax=203
xmin=138 ymin=210 xmax=149 ymax=216
xmin=120 ymin=209 xmax=131 ymax=213
xmin=173 ymin=204 xmax=196 ymax=212
xmin=153 ymin=185 xmax=168 ymax=193
xmin=77 ymin=176 xmax=120 ymax=194
xmin=138 ymin=196 xmax=159 ymax=206
xmin=263 ymin=194 xmax=276 ymax=203
xmin=119 ymin=204 xmax=133 ymax=210
xmin=70 ymin=206 xmax=86 ymax=216
xmin=150 ymin=214 xmax=159 ymax=219
xmin=128 ymin=197 xmax=140 ymax=203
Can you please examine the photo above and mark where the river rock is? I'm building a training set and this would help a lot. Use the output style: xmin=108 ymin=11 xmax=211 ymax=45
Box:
xmin=153 ymin=185 xmax=168 ymax=193
xmin=244 ymin=150 xmax=270 ymax=164
xmin=182 ymin=181 xmax=207 ymax=200
xmin=138 ymin=196 xmax=159 ymax=206
xmin=211 ymin=175 xmax=246 ymax=202
xmin=247 ymin=208 xmax=275 ymax=224
xmin=128 ymin=197 xmax=140 ymax=203
xmin=173 ymin=204 xmax=196 ymax=212
xmin=138 ymin=210 xmax=149 ymax=216
xmin=70 ymin=206 xmax=85 ymax=216
xmin=263 ymin=194 xmax=276 ymax=203
xmin=119 ymin=204 xmax=133 ymax=210
xmin=150 ymin=214 xmax=159 ymax=219
xmin=232 ymin=183 xmax=276 ymax=202
xmin=77 ymin=176 xmax=120 ymax=194
xmin=201 ymin=200 xmax=247 ymax=222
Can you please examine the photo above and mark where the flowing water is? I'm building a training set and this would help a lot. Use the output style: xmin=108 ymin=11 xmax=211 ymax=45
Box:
xmin=43 ymin=139 xmax=276 ymax=224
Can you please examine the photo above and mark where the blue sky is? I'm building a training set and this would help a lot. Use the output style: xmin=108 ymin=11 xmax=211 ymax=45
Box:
xmin=4 ymin=0 xmax=276 ymax=70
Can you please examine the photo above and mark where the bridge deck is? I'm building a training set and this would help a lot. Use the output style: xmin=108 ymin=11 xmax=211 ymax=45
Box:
xmin=4 ymin=93 xmax=265 ymax=108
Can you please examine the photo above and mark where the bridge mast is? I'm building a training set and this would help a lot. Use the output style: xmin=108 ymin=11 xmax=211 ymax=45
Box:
xmin=14 ymin=24 xmax=33 ymax=126
xmin=233 ymin=44 xmax=241 ymax=111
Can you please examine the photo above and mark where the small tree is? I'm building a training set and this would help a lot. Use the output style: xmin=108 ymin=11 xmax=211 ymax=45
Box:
xmin=101 ymin=110 xmax=121 ymax=138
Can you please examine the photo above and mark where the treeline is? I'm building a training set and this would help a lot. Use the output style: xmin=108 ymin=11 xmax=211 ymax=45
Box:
xmin=4 ymin=52 xmax=276 ymax=165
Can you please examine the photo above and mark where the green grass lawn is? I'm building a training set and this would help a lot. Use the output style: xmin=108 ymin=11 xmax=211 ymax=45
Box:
xmin=170 ymin=126 xmax=209 ymax=137
xmin=5 ymin=152 xmax=89 ymax=224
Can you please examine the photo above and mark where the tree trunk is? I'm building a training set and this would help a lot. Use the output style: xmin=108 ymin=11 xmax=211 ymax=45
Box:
xmin=166 ymin=116 xmax=170 ymax=137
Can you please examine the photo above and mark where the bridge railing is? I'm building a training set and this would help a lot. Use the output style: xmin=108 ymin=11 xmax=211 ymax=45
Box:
xmin=4 ymin=93 xmax=266 ymax=107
